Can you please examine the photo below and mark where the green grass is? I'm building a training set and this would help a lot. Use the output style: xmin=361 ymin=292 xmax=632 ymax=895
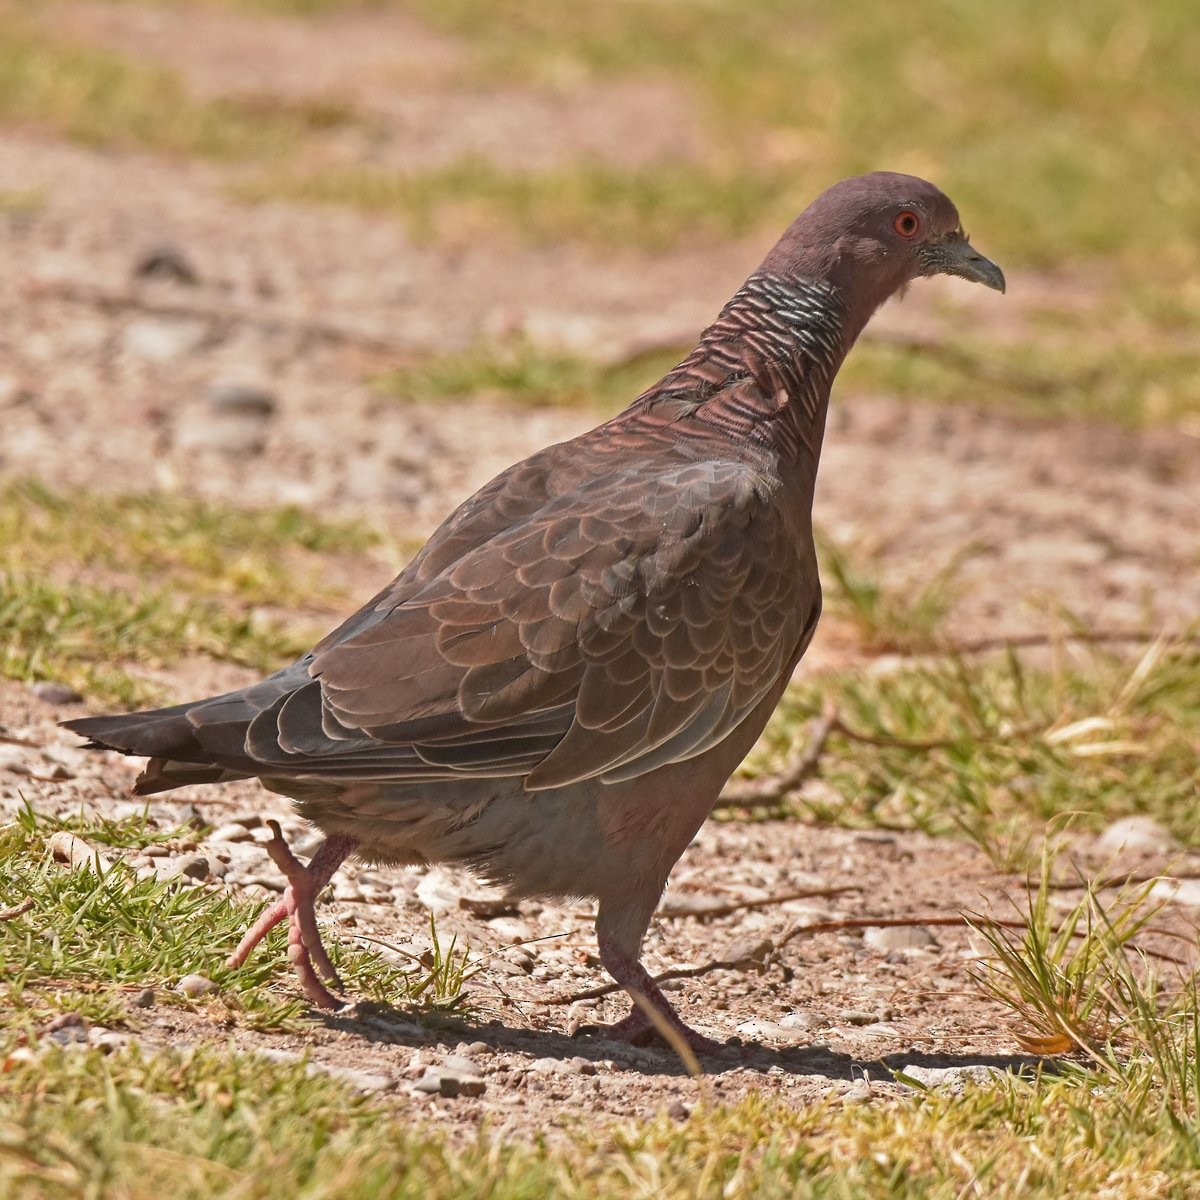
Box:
xmin=235 ymin=156 xmax=783 ymax=252
xmin=816 ymin=535 xmax=970 ymax=654
xmin=743 ymin=640 xmax=1200 ymax=851
xmin=5 ymin=810 xmax=1200 ymax=1197
xmin=846 ymin=326 xmax=1200 ymax=428
xmin=375 ymin=337 xmax=683 ymax=411
xmin=0 ymin=809 xmax=474 ymax=1032
xmin=0 ymin=482 xmax=396 ymax=705
xmin=0 ymin=23 xmax=349 ymax=160
xmin=399 ymin=0 xmax=1200 ymax=278
xmin=5 ymin=1003 xmax=1200 ymax=1198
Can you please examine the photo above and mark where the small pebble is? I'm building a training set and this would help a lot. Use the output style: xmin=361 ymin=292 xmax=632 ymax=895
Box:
xmin=863 ymin=925 xmax=938 ymax=952
xmin=178 ymin=973 xmax=217 ymax=998
xmin=900 ymin=1064 xmax=1006 ymax=1092
xmin=89 ymin=1029 xmax=133 ymax=1053
xmin=839 ymin=1078 xmax=873 ymax=1104
xmin=413 ymin=1068 xmax=485 ymax=1098
xmin=122 ymin=318 xmax=207 ymax=362
xmin=722 ymin=936 xmax=773 ymax=968
xmin=316 ymin=1064 xmax=396 ymax=1095
xmin=208 ymin=823 xmax=255 ymax=844
xmin=134 ymin=242 xmax=199 ymax=285
xmin=501 ymin=947 xmax=535 ymax=973
xmin=47 ymin=831 xmax=112 ymax=873
xmin=441 ymin=1054 xmax=484 ymax=1077
xmin=838 ymin=1009 xmax=886 ymax=1026
xmin=129 ymin=988 xmax=156 ymax=1009
xmin=0 ymin=746 xmax=30 ymax=775
xmin=207 ymin=380 xmax=276 ymax=419
xmin=1150 ymin=879 xmax=1200 ymax=908
xmin=160 ymin=854 xmax=210 ymax=882
xmin=227 ymin=813 xmax=264 ymax=830
xmin=30 ymin=681 xmax=83 ymax=705
xmin=666 ymin=1100 xmax=691 ymax=1121
xmin=1096 ymin=816 xmax=1180 ymax=855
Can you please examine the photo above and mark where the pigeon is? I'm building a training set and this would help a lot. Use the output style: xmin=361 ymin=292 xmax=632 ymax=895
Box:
xmin=65 ymin=172 xmax=1004 ymax=1054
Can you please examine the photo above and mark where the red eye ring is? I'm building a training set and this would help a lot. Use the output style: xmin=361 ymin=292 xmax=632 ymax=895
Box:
xmin=894 ymin=210 xmax=920 ymax=238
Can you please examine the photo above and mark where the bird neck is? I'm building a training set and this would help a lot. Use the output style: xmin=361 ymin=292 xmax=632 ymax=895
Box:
xmin=638 ymin=273 xmax=857 ymax=467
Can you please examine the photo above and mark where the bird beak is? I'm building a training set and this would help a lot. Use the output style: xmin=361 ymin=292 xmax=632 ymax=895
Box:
xmin=921 ymin=235 xmax=1006 ymax=294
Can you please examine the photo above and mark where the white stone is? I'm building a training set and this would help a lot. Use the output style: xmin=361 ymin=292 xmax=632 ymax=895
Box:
xmin=1096 ymin=816 xmax=1180 ymax=855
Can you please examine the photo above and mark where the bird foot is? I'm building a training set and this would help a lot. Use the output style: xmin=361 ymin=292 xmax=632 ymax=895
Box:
xmin=224 ymin=821 xmax=356 ymax=1010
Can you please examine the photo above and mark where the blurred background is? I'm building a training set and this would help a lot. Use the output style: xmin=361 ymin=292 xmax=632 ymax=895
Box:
xmin=0 ymin=0 xmax=1197 ymax=814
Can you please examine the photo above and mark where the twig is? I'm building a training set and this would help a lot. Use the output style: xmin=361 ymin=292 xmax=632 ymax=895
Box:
xmin=541 ymin=912 xmax=1192 ymax=1005
xmin=0 ymin=898 xmax=34 ymax=921
xmin=24 ymin=278 xmax=424 ymax=360
xmin=828 ymin=714 xmax=1041 ymax=752
xmin=717 ymin=701 xmax=838 ymax=805
xmin=657 ymin=883 xmax=858 ymax=920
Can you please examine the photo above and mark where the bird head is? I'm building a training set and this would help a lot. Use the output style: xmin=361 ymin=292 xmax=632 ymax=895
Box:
xmin=765 ymin=172 xmax=1005 ymax=322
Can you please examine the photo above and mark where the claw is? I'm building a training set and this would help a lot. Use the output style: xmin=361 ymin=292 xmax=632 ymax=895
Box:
xmin=225 ymin=823 xmax=356 ymax=1009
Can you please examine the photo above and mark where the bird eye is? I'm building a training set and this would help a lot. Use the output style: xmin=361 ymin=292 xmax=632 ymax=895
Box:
xmin=893 ymin=211 xmax=920 ymax=238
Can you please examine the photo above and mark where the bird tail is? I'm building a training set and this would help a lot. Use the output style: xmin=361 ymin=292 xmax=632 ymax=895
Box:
xmin=62 ymin=701 xmax=253 ymax=796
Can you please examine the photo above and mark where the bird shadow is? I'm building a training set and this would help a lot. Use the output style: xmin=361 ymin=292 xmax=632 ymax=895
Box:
xmin=320 ymin=1001 xmax=1050 ymax=1083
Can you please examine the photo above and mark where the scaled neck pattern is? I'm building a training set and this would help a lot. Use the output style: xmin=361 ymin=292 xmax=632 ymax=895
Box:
xmin=634 ymin=273 xmax=850 ymax=465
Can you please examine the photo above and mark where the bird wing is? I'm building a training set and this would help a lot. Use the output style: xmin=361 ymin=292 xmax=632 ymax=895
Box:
xmin=241 ymin=447 xmax=810 ymax=791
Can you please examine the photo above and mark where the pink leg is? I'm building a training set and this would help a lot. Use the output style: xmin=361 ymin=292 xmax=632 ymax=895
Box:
xmin=595 ymin=932 xmax=732 ymax=1057
xmin=225 ymin=821 xmax=357 ymax=1010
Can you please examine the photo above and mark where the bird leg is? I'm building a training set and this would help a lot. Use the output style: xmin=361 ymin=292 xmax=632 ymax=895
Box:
xmin=225 ymin=821 xmax=356 ymax=1010
xmin=594 ymin=931 xmax=731 ymax=1057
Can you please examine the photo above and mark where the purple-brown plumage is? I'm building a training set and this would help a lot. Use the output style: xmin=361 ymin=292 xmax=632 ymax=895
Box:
xmin=64 ymin=172 xmax=1004 ymax=1053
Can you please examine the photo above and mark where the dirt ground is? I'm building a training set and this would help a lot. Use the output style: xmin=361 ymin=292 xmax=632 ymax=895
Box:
xmin=2 ymin=0 xmax=1199 ymax=1131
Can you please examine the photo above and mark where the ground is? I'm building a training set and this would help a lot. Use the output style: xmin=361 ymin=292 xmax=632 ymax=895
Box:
xmin=1 ymin=2 xmax=1198 ymax=1196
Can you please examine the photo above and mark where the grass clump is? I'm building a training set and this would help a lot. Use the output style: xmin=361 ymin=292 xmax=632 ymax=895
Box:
xmin=848 ymin=326 xmax=1200 ymax=428
xmin=745 ymin=640 xmax=1200 ymax=848
xmin=0 ymin=572 xmax=310 ymax=708
xmin=968 ymin=839 xmax=1173 ymax=1058
xmin=816 ymin=533 xmax=970 ymax=654
xmin=236 ymin=156 xmax=783 ymax=252
xmin=376 ymin=337 xmax=682 ymax=411
xmin=0 ymin=482 xmax=395 ymax=705
xmin=0 ymin=25 xmax=335 ymax=161
xmin=0 ymin=808 xmax=474 ymax=1031
xmin=0 ymin=481 xmax=380 ymax=608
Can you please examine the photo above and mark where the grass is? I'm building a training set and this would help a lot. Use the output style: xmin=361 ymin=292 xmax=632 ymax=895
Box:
xmin=5 ymin=978 xmax=1200 ymax=1197
xmin=235 ymin=156 xmax=784 ymax=252
xmin=375 ymin=336 xmax=683 ymax=411
xmin=399 ymin=0 xmax=1200 ymax=279
xmin=0 ymin=23 xmax=348 ymax=161
xmin=742 ymin=639 xmax=1200 ymax=851
xmin=0 ymin=807 xmax=475 ymax=1032
xmin=4 ymin=4 xmax=1196 ymax=426
xmin=0 ymin=482 xmax=395 ymax=705
xmin=970 ymin=846 xmax=1168 ymax=1058
xmin=816 ymin=534 xmax=970 ymax=654
xmin=200 ymin=0 xmax=1200 ymax=289
xmin=846 ymin=324 xmax=1200 ymax=428
xmin=369 ymin=311 xmax=1199 ymax=433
